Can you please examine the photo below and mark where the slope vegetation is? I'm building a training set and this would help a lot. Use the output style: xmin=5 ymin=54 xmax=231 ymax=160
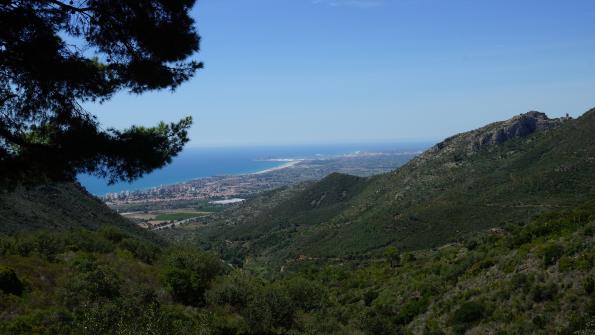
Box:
xmin=181 ymin=110 xmax=595 ymax=265
xmin=0 ymin=182 xmax=153 ymax=240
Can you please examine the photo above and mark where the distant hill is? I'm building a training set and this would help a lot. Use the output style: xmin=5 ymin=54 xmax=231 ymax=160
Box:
xmin=180 ymin=109 xmax=595 ymax=265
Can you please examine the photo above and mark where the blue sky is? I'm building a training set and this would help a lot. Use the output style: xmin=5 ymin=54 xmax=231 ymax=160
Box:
xmin=87 ymin=0 xmax=595 ymax=146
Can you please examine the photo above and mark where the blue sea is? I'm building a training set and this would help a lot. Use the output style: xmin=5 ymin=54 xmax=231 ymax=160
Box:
xmin=78 ymin=142 xmax=430 ymax=196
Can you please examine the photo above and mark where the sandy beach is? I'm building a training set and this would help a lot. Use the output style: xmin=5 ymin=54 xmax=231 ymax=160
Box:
xmin=251 ymin=159 xmax=302 ymax=175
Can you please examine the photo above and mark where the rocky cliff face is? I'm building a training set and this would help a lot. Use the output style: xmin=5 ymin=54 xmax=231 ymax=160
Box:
xmin=416 ymin=111 xmax=570 ymax=164
xmin=470 ymin=111 xmax=566 ymax=148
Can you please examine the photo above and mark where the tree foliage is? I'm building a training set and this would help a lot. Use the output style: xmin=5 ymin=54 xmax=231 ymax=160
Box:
xmin=163 ymin=248 xmax=226 ymax=306
xmin=0 ymin=265 xmax=24 ymax=296
xmin=0 ymin=0 xmax=200 ymax=185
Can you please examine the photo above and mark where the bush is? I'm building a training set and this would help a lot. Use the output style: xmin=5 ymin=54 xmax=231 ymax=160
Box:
xmin=63 ymin=255 xmax=121 ymax=305
xmin=283 ymin=276 xmax=326 ymax=312
xmin=396 ymin=298 xmax=428 ymax=325
xmin=163 ymin=248 xmax=226 ymax=306
xmin=0 ymin=236 xmax=14 ymax=256
xmin=360 ymin=308 xmax=399 ymax=335
xmin=584 ymin=277 xmax=594 ymax=295
xmin=119 ymin=238 xmax=160 ymax=264
xmin=452 ymin=301 xmax=485 ymax=332
xmin=542 ymin=243 xmax=564 ymax=266
xmin=65 ymin=230 xmax=114 ymax=253
xmin=531 ymin=282 xmax=557 ymax=303
xmin=33 ymin=232 xmax=64 ymax=260
xmin=510 ymin=272 xmax=531 ymax=292
xmin=265 ymin=285 xmax=295 ymax=329
xmin=99 ymin=226 xmax=129 ymax=243
xmin=206 ymin=270 xmax=261 ymax=308
xmin=0 ymin=266 xmax=24 ymax=296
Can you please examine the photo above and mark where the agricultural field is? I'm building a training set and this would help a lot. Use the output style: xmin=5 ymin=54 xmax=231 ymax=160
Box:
xmin=121 ymin=208 xmax=211 ymax=230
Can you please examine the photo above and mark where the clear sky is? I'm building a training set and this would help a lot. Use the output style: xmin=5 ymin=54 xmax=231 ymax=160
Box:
xmin=86 ymin=0 xmax=595 ymax=146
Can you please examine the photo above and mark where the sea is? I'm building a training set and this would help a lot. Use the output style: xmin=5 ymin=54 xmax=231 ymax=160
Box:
xmin=78 ymin=142 xmax=431 ymax=196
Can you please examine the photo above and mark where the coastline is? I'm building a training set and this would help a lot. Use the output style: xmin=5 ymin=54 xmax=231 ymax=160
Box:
xmin=102 ymin=159 xmax=304 ymax=200
xmin=250 ymin=159 xmax=302 ymax=175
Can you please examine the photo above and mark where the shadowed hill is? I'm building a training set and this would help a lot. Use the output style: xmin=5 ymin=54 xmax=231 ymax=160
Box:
xmin=191 ymin=173 xmax=367 ymax=262
xmin=0 ymin=182 xmax=153 ymax=240
xmin=183 ymin=109 xmax=595 ymax=265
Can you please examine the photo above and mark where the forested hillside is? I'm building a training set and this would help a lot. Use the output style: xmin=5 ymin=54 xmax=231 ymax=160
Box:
xmin=0 ymin=183 xmax=155 ymax=241
xmin=1 ymin=110 xmax=594 ymax=334
xmin=175 ymin=110 xmax=595 ymax=267
xmin=1 ymin=198 xmax=594 ymax=334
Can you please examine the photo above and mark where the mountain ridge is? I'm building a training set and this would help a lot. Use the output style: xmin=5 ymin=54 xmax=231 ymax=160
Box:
xmin=180 ymin=109 xmax=595 ymax=266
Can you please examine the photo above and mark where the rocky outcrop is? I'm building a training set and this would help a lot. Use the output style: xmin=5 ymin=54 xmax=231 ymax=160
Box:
xmin=471 ymin=111 xmax=565 ymax=149
xmin=418 ymin=111 xmax=570 ymax=163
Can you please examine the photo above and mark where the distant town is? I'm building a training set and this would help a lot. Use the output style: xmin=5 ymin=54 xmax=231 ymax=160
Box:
xmin=103 ymin=151 xmax=420 ymax=208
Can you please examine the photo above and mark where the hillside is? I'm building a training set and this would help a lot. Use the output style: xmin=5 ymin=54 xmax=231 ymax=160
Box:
xmin=0 ymin=182 xmax=153 ymax=240
xmin=173 ymin=109 xmax=595 ymax=266
xmin=1 ymin=111 xmax=594 ymax=334
xmin=2 ymin=197 xmax=594 ymax=334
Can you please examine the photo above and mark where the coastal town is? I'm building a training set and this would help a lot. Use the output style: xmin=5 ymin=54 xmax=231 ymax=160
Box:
xmin=103 ymin=151 xmax=420 ymax=207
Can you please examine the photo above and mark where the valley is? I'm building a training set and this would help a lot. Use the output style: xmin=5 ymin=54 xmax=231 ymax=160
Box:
xmin=3 ymin=2 xmax=594 ymax=333
xmin=1 ymin=110 xmax=594 ymax=334
xmin=161 ymin=110 xmax=595 ymax=269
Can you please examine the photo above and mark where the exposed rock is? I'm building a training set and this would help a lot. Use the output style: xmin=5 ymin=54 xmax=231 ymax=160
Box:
xmin=415 ymin=111 xmax=570 ymax=165
xmin=471 ymin=111 xmax=565 ymax=149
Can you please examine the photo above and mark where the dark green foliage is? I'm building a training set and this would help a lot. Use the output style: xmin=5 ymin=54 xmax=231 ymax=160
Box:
xmin=0 ymin=265 xmax=24 ymax=296
xmin=451 ymin=302 xmax=485 ymax=330
xmin=283 ymin=276 xmax=327 ymax=312
xmin=360 ymin=308 xmax=400 ymax=335
xmin=0 ymin=182 xmax=164 ymax=243
xmin=0 ymin=225 xmax=163 ymax=265
xmin=542 ymin=243 xmax=564 ymax=266
xmin=63 ymin=255 xmax=122 ymax=305
xmin=584 ymin=277 xmax=594 ymax=295
xmin=0 ymin=1 xmax=198 ymax=185
xmin=119 ymin=238 xmax=161 ymax=264
xmin=206 ymin=270 xmax=266 ymax=309
xmin=384 ymin=246 xmax=400 ymax=267
xmin=1 ymin=201 xmax=594 ymax=334
xmin=99 ymin=225 xmax=130 ymax=243
xmin=162 ymin=248 xmax=226 ymax=306
xmin=531 ymin=282 xmax=558 ymax=303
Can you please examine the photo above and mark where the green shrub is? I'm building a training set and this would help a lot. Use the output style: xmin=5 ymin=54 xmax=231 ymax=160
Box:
xmin=99 ymin=226 xmax=130 ymax=243
xmin=206 ymin=270 xmax=261 ymax=308
xmin=510 ymin=272 xmax=531 ymax=292
xmin=558 ymin=256 xmax=575 ymax=272
xmin=283 ymin=276 xmax=327 ymax=312
xmin=0 ymin=236 xmax=14 ymax=256
xmin=65 ymin=230 xmax=114 ymax=253
xmin=163 ymin=248 xmax=226 ymax=306
xmin=33 ymin=232 xmax=64 ymax=260
xmin=0 ymin=266 xmax=24 ymax=296
xmin=62 ymin=255 xmax=121 ymax=305
xmin=360 ymin=308 xmax=399 ymax=335
xmin=584 ymin=277 xmax=594 ymax=295
xmin=363 ymin=290 xmax=379 ymax=306
xmin=451 ymin=301 xmax=485 ymax=332
xmin=263 ymin=285 xmax=295 ymax=329
xmin=531 ymin=282 xmax=557 ymax=303
xmin=119 ymin=238 xmax=160 ymax=264
xmin=542 ymin=243 xmax=564 ymax=266
xmin=396 ymin=298 xmax=428 ymax=325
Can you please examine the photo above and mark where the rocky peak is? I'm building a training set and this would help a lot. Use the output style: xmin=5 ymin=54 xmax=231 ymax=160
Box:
xmin=474 ymin=111 xmax=563 ymax=148
xmin=416 ymin=111 xmax=571 ymax=164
